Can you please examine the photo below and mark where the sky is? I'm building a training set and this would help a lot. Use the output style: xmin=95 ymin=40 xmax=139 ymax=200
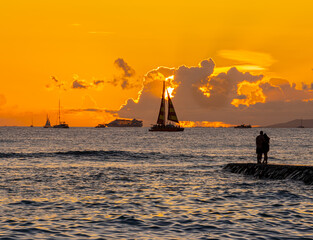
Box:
xmin=1 ymin=0 xmax=313 ymax=126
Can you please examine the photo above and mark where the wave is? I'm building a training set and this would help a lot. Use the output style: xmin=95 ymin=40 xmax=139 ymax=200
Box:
xmin=0 ymin=150 xmax=156 ymax=160
xmin=0 ymin=150 xmax=205 ymax=161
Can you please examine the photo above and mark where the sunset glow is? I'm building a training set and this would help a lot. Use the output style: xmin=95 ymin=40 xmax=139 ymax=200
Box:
xmin=180 ymin=121 xmax=233 ymax=128
xmin=165 ymin=87 xmax=175 ymax=99
xmin=1 ymin=1 xmax=313 ymax=126
xmin=231 ymin=81 xmax=266 ymax=107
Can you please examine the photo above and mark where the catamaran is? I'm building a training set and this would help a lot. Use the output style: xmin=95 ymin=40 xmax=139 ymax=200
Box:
xmin=149 ymin=81 xmax=184 ymax=132
xmin=53 ymin=99 xmax=69 ymax=128
xmin=44 ymin=115 xmax=52 ymax=128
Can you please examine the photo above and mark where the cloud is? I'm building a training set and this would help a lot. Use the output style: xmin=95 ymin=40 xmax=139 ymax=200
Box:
xmin=49 ymin=76 xmax=66 ymax=90
xmin=260 ymin=78 xmax=313 ymax=102
xmin=65 ymin=108 xmax=108 ymax=113
xmin=204 ymin=67 xmax=264 ymax=108
xmin=218 ymin=49 xmax=275 ymax=68
xmin=115 ymin=58 xmax=135 ymax=78
xmin=109 ymin=58 xmax=141 ymax=89
xmin=71 ymin=74 xmax=89 ymax=89
xmin=118 ymin=59 xmax=217 ymax=122
xmin=94 ymin=80 xmax=104 ymax=85
xmin=117 ymin=58 xmax=313 ymax=126
xmin=71 ymin=75 xmax=104 ymax=89
xmin=72 ymin=80 xmax=88 ymax=89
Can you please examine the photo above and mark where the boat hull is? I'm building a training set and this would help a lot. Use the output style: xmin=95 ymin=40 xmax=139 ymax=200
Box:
xmin=106 ymin=118 xmax=143 ymax=127
xmin=95 ymin=124 xmax=107 ymax=128
xmin=53 ymin=124 xmax=69 ymax=128
xmin=149 ymin=125 xmax=184 ymax=132
xmin=234 ymin=124 xmax=251 ymax=128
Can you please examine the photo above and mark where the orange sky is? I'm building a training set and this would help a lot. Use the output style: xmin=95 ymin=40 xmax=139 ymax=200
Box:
xmin=1 ymin=1 xmax=313 ymax=126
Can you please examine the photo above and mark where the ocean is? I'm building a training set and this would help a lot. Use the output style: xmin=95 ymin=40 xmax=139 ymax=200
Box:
xmin=0 ymin=127 xmax=312 ymax=239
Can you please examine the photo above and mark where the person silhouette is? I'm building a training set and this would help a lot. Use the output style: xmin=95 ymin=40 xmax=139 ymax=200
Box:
xmin=256 ymin=131 xmax=264 ymax=164
xmin=262 ymin=133 xmax=270 ymax=164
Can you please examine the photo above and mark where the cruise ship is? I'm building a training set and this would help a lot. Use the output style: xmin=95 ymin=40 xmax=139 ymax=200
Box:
xmin=106 ymin=118 xmax=143 ymax=127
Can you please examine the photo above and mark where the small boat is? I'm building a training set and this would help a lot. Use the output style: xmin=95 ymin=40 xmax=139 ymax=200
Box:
xmin=53 ymin=99 xmax=69 ymax=128
xmin=297 ymin=119 xmax=304 ymax=128
xmin=95 ymin=124 xmax=107 ymax=128
xmin=234 ymin=124 xmax=252 ymax=128
xmin=53 ymin=122 xmax=69 ymax=128
xmin=30 ymin=115 xmax=34 ymax=127
xmin=44 ymin=115 xmax=52 ymax=128
xmin=149 ymin=80 xmax=184 ymax=132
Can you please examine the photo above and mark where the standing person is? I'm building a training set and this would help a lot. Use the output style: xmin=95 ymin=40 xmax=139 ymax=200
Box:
xmin=256 ymin=131 xmax=264 ymax=164
xmin=262 ymin=133 xmax=270 ymax=164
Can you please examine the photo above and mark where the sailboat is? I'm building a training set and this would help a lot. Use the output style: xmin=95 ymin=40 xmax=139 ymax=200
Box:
xmin=149 ymin=81 xmax=184 ymax=132
xmin=53 ymin=99 xmax=69 ymax=128
xmin=298 ymin=119 xmax=304 ymax=128
xmin=44 ymin=115 xmax=52 ymax=128
xmin=30 ymin=115 xmax=34 ymax=127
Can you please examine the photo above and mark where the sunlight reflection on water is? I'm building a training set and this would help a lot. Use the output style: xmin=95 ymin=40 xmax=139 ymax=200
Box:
xmin=0 ymin=127 xmax=312 ymax=239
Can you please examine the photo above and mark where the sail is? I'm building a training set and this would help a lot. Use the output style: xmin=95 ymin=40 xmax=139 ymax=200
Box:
xmin=46 ymin=118 xmax=51 ymax=126
xmin=157 ymin=81 xmax=166 ymax=125
xmin=44 ymin=116 xmax=51 ymax=127
xmin=167 ymin=90 xmax=179 ymax=123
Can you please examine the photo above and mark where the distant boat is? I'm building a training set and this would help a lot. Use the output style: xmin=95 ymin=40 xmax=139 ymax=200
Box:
xmin=106 ymin=118 xmax=143 ymax=127
xmin=53 ymin=99 xmax=69 ymax=128
xmin=298 ymin=119 xmax=304 ymax=128
xmin=30 ymin=115 xmax=34 ymax=127
xmin=95 ymin=124 xmax=107 ymax=128
xmin=234 ymin=124 xmax=252 ymax=128
xmin=44 ymin=115 xmax=52 ymax=128
xmin=149 ymin=80 xmax=184 ymax=132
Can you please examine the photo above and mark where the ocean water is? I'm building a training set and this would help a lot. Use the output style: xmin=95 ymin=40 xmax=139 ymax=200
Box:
xmin=0 ymin=127 xmax=313 ymax=239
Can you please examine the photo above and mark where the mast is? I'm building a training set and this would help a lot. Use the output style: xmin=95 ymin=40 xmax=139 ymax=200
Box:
xmin=58 ymin=98 xmax=61 ymax=124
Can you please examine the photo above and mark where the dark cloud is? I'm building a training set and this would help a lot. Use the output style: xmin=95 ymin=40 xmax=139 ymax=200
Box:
xmin=51 ymin=76 xmax=58 ymax=83
xmin=71 ymin=75 xmax=104 ymax=89
xmin=94 ymin=80 xmax=104 ymax=85
xmin=65 ymin=108 xmax=114 ymax=113
xmin=118 ymin=58 xmax=313 ymax=126
xmin=72 ymin=80 xmax=88 ymax=89
xmin=119 ymin=59 xmax=217 ymax=123
xmin=109 ymin=58 xmax=141 ymax=89
xmin=115 ymin=58 xmax=135 ymax=78
xmin=207 ymin=67 xmax=263 ymax=108
xmin=50 ymin=76 xmax=66 ymax=90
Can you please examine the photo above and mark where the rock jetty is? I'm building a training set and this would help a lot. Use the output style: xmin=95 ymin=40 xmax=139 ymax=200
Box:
xmin=224 ymin=163 xmax=313 ymax=185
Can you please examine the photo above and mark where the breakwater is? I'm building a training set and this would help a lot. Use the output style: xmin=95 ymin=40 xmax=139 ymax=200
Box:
xmin=224 ymin=163 xmax=313 ymax=184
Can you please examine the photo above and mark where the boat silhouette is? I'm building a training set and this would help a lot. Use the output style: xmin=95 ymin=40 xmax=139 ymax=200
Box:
xmin=44 ymin=115 xmax=52 ymax=128
xmin=234 ymin=124 xmax=252 ymax=128
xmin=149 ymin=80 xmax=184 ymax=132
xmin=53 ymin=99 xmax=69 ymax=128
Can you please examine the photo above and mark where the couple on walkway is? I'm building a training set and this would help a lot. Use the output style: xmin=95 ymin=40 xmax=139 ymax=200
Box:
xmin=256 ymin=131 xmax=270 ymax=164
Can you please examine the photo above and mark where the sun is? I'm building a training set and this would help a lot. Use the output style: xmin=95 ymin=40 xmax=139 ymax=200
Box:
xmin=165 ymin=87 xmax=175 ymax=99
xmin=164 ymin=75 xmax=175 ymax=99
